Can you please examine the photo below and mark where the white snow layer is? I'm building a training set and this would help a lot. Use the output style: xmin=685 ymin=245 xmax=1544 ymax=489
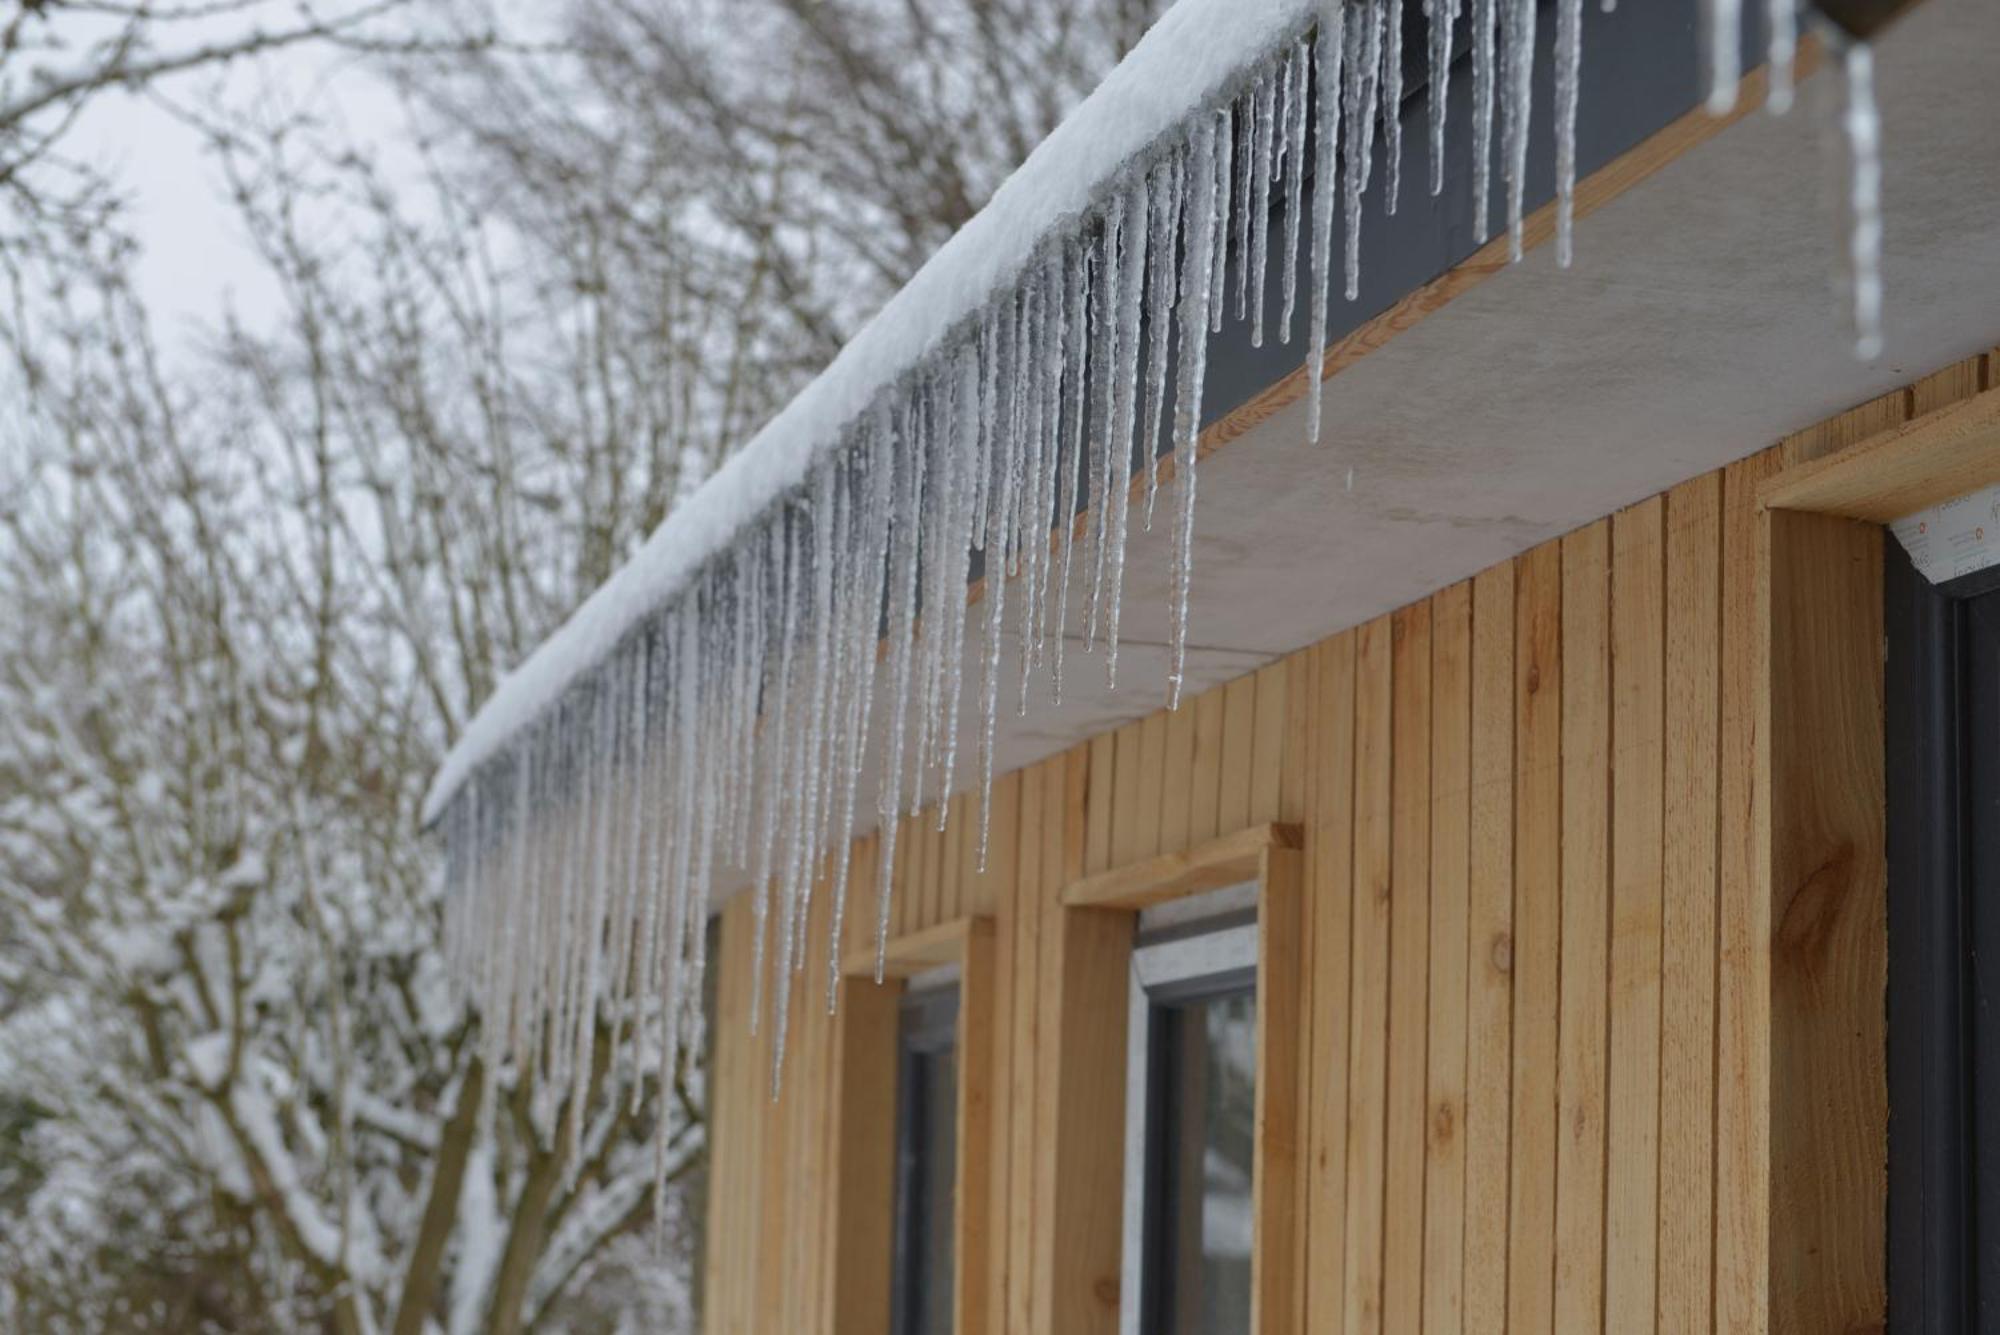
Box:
xmin=422 ymin=0 xmax=1318 ymax=827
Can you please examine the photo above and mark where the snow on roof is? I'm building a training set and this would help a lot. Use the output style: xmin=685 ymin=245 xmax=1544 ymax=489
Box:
xmin=423 ymin=0 xmax=1316 ymax=825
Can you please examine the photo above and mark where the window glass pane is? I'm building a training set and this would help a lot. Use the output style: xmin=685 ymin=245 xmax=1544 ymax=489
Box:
xmin=921 ymin=1045 xmax=957 ymax=1333
xmin=1155 ymin=986 xmax=1256 ymax=1334
xmin=893 ymin=993 xmax=957 ymax=1335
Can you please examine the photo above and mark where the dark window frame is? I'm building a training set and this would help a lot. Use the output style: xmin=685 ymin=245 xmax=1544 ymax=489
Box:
xmin=1884 ymin=544 xmax=2000 ymax=1333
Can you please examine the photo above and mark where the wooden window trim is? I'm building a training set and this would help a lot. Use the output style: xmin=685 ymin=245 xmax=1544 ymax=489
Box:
xmin=1752 ymin=403 xmax=2000 ymax=1332
xmin=1035 ymin=825 xmax=1305 ymax=1335
xmin=1760 ymin=385 xmax=2000 ymax=523
xmin=828 ymin=915 xmax=997 ymax=1335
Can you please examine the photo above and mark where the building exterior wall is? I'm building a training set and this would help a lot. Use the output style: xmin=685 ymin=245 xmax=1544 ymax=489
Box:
xmin=702 ymin=350 xmax=1994 ymax=1333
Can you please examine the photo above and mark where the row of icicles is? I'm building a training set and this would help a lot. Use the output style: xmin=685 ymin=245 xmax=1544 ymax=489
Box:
xmin=439 ymin=0 xmax=1887 ymax=1184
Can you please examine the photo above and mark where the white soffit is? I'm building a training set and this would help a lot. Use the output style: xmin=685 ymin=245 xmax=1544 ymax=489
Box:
xmin=961 ymin=0 xmax=2000 ymax=801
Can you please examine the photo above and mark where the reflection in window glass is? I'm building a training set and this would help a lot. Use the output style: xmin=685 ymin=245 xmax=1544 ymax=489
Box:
xmin=1150 ymin=986 xmax=1256 ymax=1335
xmin=893 ymin=991 xmax=957 ymax=1335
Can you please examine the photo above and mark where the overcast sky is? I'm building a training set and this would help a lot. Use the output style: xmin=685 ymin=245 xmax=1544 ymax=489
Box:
xmin=68 ymin=35 xmax=419 ymax=354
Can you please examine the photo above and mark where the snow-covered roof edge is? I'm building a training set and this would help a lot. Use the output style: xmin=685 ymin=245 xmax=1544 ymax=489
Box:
xmin=422 ymin=0 xmax=1317 ymax=826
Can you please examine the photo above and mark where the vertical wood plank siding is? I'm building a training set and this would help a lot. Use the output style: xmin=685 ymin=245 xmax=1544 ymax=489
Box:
xmin=703 ymin=355 xmax=1992 ymax=1332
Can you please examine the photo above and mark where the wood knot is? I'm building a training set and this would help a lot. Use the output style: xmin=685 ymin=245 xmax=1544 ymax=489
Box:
xmin=1526 ymin=662 xmax=1543 ymax=694
xmin=1776 ymin=841 xmax=1858 ymax=970
xmin=1431 ymin=1099 xmax=1456 ymax=1145
xmin=1489 ymin=932 xmax=1514 ymax=975
xmin=1093 ymin=1275 xmax=1120 ymax=1309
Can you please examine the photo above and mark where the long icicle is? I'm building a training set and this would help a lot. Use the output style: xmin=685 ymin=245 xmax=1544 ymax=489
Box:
xmin=1086 ymin=196 xmax=1124 ymax=651
xmin=826 ymin=417 xmax=893 ymax=1006
xmin=1472 ymin=0 xmax=1498 ymax=243
xmin=1279 ymin=39 xmax=1310 ymax=346
xmin=1249 ymin=73 xmax=1277 ymax=347
xmin=1144 ymin=154 xmax=1183 ymax=529
xmin=1307 ymin=0 xmax=1346 ymax=446
xmin=1343 ymin=0 xmax=1383 ymax=300
xmin=1555 ymin=0 xmax=1583 ymax=267
xmin=1383 ymin=0 xmax=1405 ymax=214
xmin=1843 ymin=42 xmax=1885 ymax=360
xmin=1169 ymin=115 xmax=1220 ymax=708
xmin=1501 ymin=0 xmax=1538 ymax=261
xmin=1209 ymin=103 xmax=1234 ymax=334
xmin=1428 ymin=0 xmax=1459 ymax=196
xmin=1053 ymin=237 xmax=1091 ymax=701
xmin=977 ymin=295 xmax=1024 ymax=870
xmin=1104 ymin=172 xmax=1149 ymax=686
xmin=875 ymin=381 xmax=930 ymax=979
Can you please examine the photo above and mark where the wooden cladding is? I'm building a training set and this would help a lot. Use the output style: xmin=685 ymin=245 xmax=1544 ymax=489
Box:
xmin=704 ymin=352 xmax=1997 ymax=1333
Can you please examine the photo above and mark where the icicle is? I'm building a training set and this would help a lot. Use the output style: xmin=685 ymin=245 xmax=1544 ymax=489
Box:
xmin=1086 ymin=197 xmax=1123 ymax=651
xmin=1030 ymin=254 xmax=1067 ymax=687
xmin=1472 ymin=0 xmax=1497 ymax=243
xmin=1209 ymin=104 xmax=1234 ymax=334
xmin=1501 ymin=0 xmax=1538 ymax=260
xmin=1235 ymin=82 xmax=1258 ymax=324
xmin=1307 ymin=2 xmax=1346 ymax=446
xmin=1842 ymin=43 xmax=1885 ymax=360
xmin=1016 ymin=277 xmax=1049 ymax=712
xmin=1280 ymin=40 xmax=1310 ymax=346
xmin=1142 ymin=154 xmax=1182 ymax=530
xmin=1706 ymin=0 xmax=1743 ymax=115
xmin=1383 ymin=0 xmax=1405 ymax=215
xmin=1170 ymin=113 xmax=1220 ymax=708
xmin=1052 ymin=238 xmax=1091 ymax=702
xmin=1002 ymin=291 xmax=1034 ymax=589
xmin=1343 ymin=1 xmax=1382 ymax=300
xmin=827 ymin=417 xmax=893 ymax=1006
xmin=911 ymin=373 xmax=952 ymax=816
xmin=1556 ymin=0 xmax=1583 ymax=267
xmin=976 ymin=296 xmax=1024 ymax=872
xmin=660 ymin=606 xmax=703 ymax=1100
xmin=684 ymin=622 xmax=723 ymax=1066
xmin=796 ymin=463 xmax=843 ymax=959
xmin=1104 ymin=173 xmax=1148 ymax=686
xmin=875 ymin=383 xmax=929 ymax=978
xmin=933 ymin=347 xmax=982 ymax=822
xmin=1250 ymin=74 xmax=1277 ymax=347
xmin=604 ymin=645 xmax=650 ymax=1078
xmin=749 ymin=521 xmax=797 ymax=1035
xmin=968 ymin=320 xmax=995 ymax=556
xmin=1768 ymin=0 xmax=1797 ymax=115
xmin=1429 ymin=0 xmax=1459 ymax=196
xmin=572 ymin=669 xmax=620 ymax=1147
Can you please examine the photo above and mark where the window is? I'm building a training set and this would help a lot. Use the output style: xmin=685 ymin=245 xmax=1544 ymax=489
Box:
xmin=1886 ymin=550 xmax=2000 ymax=1332
xmin=892 ymin=977 xmax=960 ymax=1335
xmin=1120 ymin=887 xmax=1259 ymax=1335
